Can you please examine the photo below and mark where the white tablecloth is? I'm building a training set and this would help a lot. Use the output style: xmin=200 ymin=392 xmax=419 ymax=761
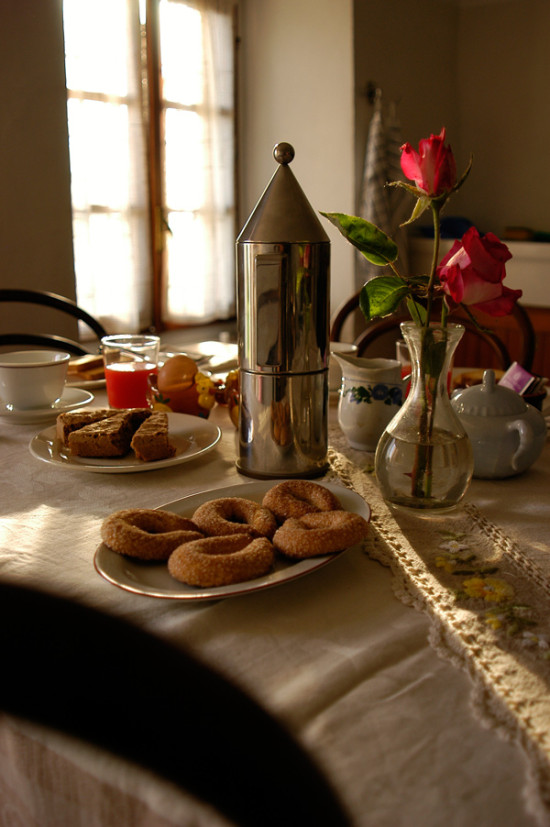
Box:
xmin=1 ymin=386 xmax=549 ymax=827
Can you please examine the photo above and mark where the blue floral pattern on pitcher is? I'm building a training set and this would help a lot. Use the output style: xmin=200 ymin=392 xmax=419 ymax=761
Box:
xmin=344 ymin=384 xmax=403 ymax=406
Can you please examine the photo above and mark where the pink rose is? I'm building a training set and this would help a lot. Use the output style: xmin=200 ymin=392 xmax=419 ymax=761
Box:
xmin=400 ymin=128 xmax=457 ymax=196
xmin=437 ymin=227 xmax=522 ymax=316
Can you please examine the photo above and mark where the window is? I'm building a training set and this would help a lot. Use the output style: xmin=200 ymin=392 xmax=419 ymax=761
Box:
xmin=63 ymin=0 xmax=237 ymax=334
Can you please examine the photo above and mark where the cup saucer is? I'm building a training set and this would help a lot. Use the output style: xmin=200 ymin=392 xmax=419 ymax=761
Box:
xmin=0 ymin=387 xmax=94 ymax=424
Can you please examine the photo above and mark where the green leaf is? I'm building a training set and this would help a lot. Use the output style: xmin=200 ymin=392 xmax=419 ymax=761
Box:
xmin=320 ymin=212 xmax=398 ymax=266
xmin=401 ymin=194 xmax=431 ymax=227
xmin=421 ymin=328 xmax=447 ymax=377
xmin=359 ymin=276 xmax=409 ymax=320
xmin=386 ymin=181 xmax=431 ymax=226
xmin=406 ymin=297 xmax=427 ymax=325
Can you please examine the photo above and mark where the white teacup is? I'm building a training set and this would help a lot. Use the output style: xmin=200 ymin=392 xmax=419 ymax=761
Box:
xmin=329 ymin=341 xmax=359 ymax=391
xmin=0 ymin=350 xmax=70 ymax=410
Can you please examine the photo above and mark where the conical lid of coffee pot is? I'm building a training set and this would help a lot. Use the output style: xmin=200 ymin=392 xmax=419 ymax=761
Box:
xmin=237 ymin=142 xmax=329 ymax=243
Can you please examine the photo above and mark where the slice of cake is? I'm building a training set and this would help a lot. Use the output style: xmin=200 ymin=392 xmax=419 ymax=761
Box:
xmin=130 ymin=412 xmax=176 ymax=462
xmin=56 ymin=409 xmax=119 ymax=447
xmin=68 ymin=409 xmax=152 ymax=458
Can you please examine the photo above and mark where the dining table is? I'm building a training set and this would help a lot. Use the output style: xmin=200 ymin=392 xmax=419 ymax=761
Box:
xmin=1 ymin=343 xmax=550 ymax=827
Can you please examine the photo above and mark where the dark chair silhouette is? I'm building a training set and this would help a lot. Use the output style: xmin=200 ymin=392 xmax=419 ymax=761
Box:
xmin=330 ymin=290 xmax=536 ymax=371
xmin=0 ymin=581 xmax=351 ymax=827
xmin=0 ymin=288 xmax=107 ymax=356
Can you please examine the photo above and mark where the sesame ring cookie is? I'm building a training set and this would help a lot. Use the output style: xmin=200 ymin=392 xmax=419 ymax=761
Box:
xmin=101 ymin=508 xmax=203 ymax=561
xmin=168 ymin=535 xmax=275 ymax=588
xmin=272 ymin=510 xmax=369 ymax=559
xmin=192 ymin=497 xmax=277 ymax=539
xmin=262 ymin=480 xmax=341 ymax=523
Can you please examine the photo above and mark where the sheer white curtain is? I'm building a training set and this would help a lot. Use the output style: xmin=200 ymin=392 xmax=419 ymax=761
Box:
xmin=63 ymin=0 xmax=236 ymax=334
xmin=161 ymin=0 xmax=236 ymax=325
xmin=64 ymin=0 xmax=150 ymax=333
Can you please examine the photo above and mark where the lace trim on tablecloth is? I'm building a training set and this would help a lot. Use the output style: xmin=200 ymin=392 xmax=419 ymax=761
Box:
xmin=327 ymin=429 xmax=550 ymax=827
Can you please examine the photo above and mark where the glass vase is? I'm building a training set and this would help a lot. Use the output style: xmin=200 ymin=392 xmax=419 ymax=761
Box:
xmin=375 ymin=322 xmax=474 ymax=512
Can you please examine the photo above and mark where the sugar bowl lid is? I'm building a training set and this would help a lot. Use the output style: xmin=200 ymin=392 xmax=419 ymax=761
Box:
xmin=452 ymin=369 xmax=527 ymax=416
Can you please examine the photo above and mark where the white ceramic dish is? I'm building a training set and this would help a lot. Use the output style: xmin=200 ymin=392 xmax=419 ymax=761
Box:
xmin=29 ymin=411 xmax=221 ymax=473
xmin=94 ymin=481 xmax=371 ymax=601
xmin=0 ymin=387 xmax=94 ymax=424
xmin=66 ymin=377 xmax=106 ymax=390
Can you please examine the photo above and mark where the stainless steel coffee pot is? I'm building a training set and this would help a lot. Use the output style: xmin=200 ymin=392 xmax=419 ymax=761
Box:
xmin=236 ymin=142 xmax=330 ymax=478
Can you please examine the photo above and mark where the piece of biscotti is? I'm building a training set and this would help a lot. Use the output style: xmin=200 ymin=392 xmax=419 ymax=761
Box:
xmin=56 ymin=409 xmax=119 ymax=446
xmin=130 ymin=412 xmax=176 ymax=462
xmin=67 ymin=409 xmax=152 ymax=457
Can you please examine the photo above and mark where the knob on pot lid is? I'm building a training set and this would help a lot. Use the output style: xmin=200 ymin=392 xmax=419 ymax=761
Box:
xmin=452 ymin=369 xmax=527 ymax=416
xmin=237 ymin=142 xmax=329 ymax=243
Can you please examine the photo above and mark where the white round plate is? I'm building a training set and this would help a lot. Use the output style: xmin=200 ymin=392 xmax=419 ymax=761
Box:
xmin=94 ymin=481 xmax=371 ymax=601
xmin=66 ymin=378 xmax=106 ymax=390
xmin=0 ymin=387 xmax=94 ymax=424
xmin=29 ymin=411 xmax=221 ymax=473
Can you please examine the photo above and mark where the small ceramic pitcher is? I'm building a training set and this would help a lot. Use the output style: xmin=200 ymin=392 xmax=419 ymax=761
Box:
xmin=334 ymin=354 xmax=404 ymax=451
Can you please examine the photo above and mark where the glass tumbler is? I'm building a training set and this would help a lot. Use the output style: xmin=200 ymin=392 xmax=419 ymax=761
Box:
xmin=102 ymin=334 xmax=160 ymax=408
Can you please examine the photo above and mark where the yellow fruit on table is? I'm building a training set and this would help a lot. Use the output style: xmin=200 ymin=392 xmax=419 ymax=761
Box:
xmin=152 ymin=361 xmax=238 ymax=421
xmin=198 ymin=392 xmax=215 ymax=410
xmin=152 ymin=401 xmax=172 ymax=412
xmin=229 ymin=402 xmax=239 ymax=428
xmin=224 ymin=369 xmax=240 ymax=428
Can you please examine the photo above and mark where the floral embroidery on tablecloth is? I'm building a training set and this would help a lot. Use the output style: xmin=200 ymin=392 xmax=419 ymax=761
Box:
xmin=433 ymin=528 xmax=547 ymax=652
xmin=327 ymin=431 xmax=550 ymax=677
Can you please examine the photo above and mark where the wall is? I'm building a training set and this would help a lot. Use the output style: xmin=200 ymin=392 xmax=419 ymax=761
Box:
xmin=237 ymin=0 xmax=356 ymax=312
xmin=0 ymin=0 xmax=76 ymax=337
xmin=354 ymin=0 xmax=550 ymax=239
xmin=354 ymin=0 xmax=461 ymax=210
xmin=456 ymin=0 xmax=550 ymax=236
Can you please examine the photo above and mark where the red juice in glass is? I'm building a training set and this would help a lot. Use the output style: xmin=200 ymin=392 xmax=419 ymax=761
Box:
xmin=105 ymin=362 xmax=156 ymax=408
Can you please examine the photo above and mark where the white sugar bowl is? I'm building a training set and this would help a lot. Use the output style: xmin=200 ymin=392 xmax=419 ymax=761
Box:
xmin=451 ymin=369 xmax=547 ymax=479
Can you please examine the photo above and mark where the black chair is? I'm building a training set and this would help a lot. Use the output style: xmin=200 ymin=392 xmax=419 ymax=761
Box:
xmin=0 ymin=288 xmax=107 ymax=356
xmin=330 ymin=290 xmax=536 ymax=371
xmin=0 ymin=581 xmax=351 ymax=827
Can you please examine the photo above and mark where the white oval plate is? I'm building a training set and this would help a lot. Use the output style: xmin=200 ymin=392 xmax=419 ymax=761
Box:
xmin=66 ymin=378 xmax=106 ymax=390
xmin=0 ymin=387 xmax=94 ymax=424
xmin=29 ymin=411 xmax=221 ymax=473
xmin=94 ymin=481 xmax=371 ymax=601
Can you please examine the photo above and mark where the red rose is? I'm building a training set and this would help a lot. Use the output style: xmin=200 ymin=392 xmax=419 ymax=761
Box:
xmin=400 ymin=128 xmax=457 ymax=197
xmin=437 ymin=227 xmax=521 ymax=316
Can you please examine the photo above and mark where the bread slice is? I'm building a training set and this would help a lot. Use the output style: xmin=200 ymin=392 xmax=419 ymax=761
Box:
xmin=67 ymin=409 xmax=152 ymax=458
xmin=56 ymin=409 xmax=119 ymax=447
xmin=130 ymin=412 xmax=176 ymax=462
xmin=67 ymin=354 xmax=105 ymax=382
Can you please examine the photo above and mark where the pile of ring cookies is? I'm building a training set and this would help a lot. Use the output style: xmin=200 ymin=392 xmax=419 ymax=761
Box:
xmin=100 ymin=480 xmax=370 ymax=589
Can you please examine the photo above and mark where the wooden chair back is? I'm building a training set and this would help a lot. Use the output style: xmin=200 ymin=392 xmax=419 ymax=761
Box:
xmin=0 ymin=288 xmax=107 ymax=356
xmin=330 ymin=291 xmax=535 ymax=371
